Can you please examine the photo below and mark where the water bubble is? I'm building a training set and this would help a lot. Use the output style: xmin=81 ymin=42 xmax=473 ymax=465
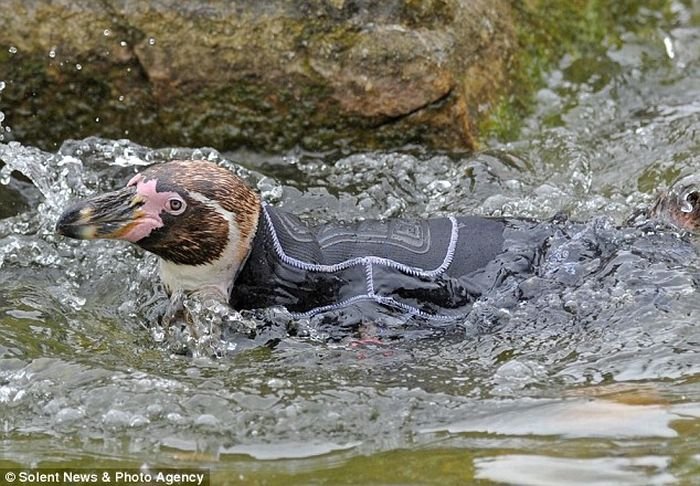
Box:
xmin=258 ymin=177 xmax=283 ymax=202
xmin=426 ymin=180 xmax=453 ymax=193
xmin=55 ymin=407 xmax=84 ymax=425
xmin=103 ymin=29 xmax=112 ymax=37
xmin=56 ymin=155 xmax=82 ymax=167
xmin=267 ymin=378 xmax=290 ymax=389
xmin=120 ymin=40 xmax=127 ymax=47
xmin=0 ymin=112 xmax=4 ymax=124
xmin=95 ymin=117 xmax=100 ymax=123
xmin=103 ymin=409 xmax=131 ymax=429
xmin=166 ymin=412 xmax=186 ymax=424
xmin=0 ymin=81 xmax=5 ymax=92
xmin=148 ymin=38 xmax=156 ymax=46
xmin=75 ymin=64 xmax=82 ymax=71
xmin=118 ymin=95 xmax=124 ymax=102
xmin=64 ymin=295 xmax=86 ymax=311
xmin=145 ymin=404 xmax=163 ymax=418
xmin=0 ymin=165 xmax=12 ymax=185
xmin=8 ymin=46 xmax=17 ymax=54
xmin=48 ymin=48 xmax=56 ymax=59
xmin=194 ymin=414 xmax=220 ymax=429
xmin=129 ymin=415 xmax=149 ymax=428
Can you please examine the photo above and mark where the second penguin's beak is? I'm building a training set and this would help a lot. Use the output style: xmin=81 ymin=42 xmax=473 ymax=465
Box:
xmin=55 ymin=186 xmax=143 ymax=240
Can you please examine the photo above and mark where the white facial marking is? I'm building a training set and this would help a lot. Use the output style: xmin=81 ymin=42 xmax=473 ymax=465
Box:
xmin=158 ymin=191 xmax=254 ymax=298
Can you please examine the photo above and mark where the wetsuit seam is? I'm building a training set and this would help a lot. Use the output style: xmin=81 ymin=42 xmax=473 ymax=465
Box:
xmin=288 ymin=294 xmax=459 ymax=321
xmin=288 ymin=295 xmax=376 ymax=319
xmin=372 ymin=295 xmax=458 ymax=321
xmin=365 ymin=262 xmax=375 ymax=296
xmin=262 ymin=203 xmax=459 ymax=277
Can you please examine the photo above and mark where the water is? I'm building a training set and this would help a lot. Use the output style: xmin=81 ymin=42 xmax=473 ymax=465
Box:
xmin=1 ymin=2 xmax=700 ymax=485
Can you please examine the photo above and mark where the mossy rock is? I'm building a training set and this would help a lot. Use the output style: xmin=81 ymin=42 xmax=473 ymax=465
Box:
xmin=0 ymin=0 xmax=676 ymax=153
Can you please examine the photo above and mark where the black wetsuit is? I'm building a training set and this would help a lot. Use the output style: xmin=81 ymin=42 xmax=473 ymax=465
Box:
xmin=230 ymin=204 xmax=554 ymax=320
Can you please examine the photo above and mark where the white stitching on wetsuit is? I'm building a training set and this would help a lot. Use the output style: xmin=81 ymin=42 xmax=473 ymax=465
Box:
xmin=261 ymin=203 xmax=462 ymax=320
xmin=372 ymin=295 xmax=458 ymax=321
xmin=365 ymin=262 xmax=375 ymax=296
xmin=288 ymin=294 xmax=459 ymax=321
xmin=261 ymin=204 xmax=459 ymax=278
xmin=289 ymin=295 xmax=375 ymax=319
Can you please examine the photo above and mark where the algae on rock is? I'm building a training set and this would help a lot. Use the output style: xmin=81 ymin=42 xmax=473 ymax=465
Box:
xmin=0 ymin=0 xmax=678 ymax=152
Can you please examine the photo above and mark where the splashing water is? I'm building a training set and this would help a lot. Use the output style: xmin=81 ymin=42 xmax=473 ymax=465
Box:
xmin=0 ymin=79 xmax=6 ymax=143
xmin=1 ymin=134 xmax=699 ymax=424
xmin=0 ymin=139 xmax=275 ymax=356
xmin=2 ymin=136 xmax=700 ymax=481
xmin=1 ymin=2 xmax=700 ymax=483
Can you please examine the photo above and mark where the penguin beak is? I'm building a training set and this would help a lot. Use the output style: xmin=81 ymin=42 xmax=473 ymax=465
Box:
xmin=56 ymin=186 xmax=143 ymax=240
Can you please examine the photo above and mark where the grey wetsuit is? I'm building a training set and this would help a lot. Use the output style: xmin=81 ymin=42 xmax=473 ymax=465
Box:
xmin=230 ymin=205 xmax=552 ymax=319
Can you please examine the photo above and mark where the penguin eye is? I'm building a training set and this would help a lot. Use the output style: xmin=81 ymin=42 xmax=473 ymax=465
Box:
xmin=167 ymin=198 xmax=186 ymax=214
xmin=680 ymin=189 xmax=699 ymax=213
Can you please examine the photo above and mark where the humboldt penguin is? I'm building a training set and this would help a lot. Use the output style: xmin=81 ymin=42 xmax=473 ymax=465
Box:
xmin=55 ymin=160 xmax=700 ymax=320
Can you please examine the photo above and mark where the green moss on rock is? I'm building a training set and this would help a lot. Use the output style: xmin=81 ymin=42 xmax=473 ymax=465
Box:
xmin=481 ymin=0 xmax=676 ymax=142
xmin=0 ymin=0 xmax=679 ymax=153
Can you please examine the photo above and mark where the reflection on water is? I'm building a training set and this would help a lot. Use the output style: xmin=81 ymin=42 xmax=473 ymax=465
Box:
xmin=1 ymin=1 xmax=699 ymax=484
xmin=475 ymin=455 xmax=675 ymax=486
xmin=421 ymin=398 xmax=700 ymax=438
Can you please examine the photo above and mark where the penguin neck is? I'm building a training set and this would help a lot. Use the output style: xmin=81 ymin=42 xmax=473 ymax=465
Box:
xmin=158 ymin=204 xmax=261 ymax=299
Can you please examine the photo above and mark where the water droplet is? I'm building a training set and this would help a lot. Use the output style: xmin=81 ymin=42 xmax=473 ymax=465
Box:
xmin=103 ymin=28 xmax=112 ymax=37
xmin=48 ymin=48 xmax=56 ymax=59
xmin=8 ymin=46 xmax=17 ymax=54
xmin=0 ymin=112 xmax=4 ymax=124
xmin=120 ymin=40 xmax=127 ymax=47
xmin=5 ymin=126 xmax=11 ymax=133
xmin=75 ymin=64 xmax=82 ymax=71
xmin=148 ymin=37 xmax=156 ymax=46
xmin=0 ymin=165 xmax=12 ymax=185
xmin=0 ymin=81 xmax=5 ymax=92
xmin=95 ymin=117 xmax=100 ymax=123
xmin=663 ymin=36 xmax=675 ymax=60
xmin=118 ymin=95 xmax=124 ymax=102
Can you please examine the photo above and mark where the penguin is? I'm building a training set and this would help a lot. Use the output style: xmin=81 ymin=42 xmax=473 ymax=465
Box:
xmin=56 ymin=160 xmax=700 ymax=320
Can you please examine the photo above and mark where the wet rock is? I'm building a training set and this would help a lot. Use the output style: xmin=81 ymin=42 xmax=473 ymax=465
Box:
xmin=0 ymin=0 xmax=515 ymax=151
